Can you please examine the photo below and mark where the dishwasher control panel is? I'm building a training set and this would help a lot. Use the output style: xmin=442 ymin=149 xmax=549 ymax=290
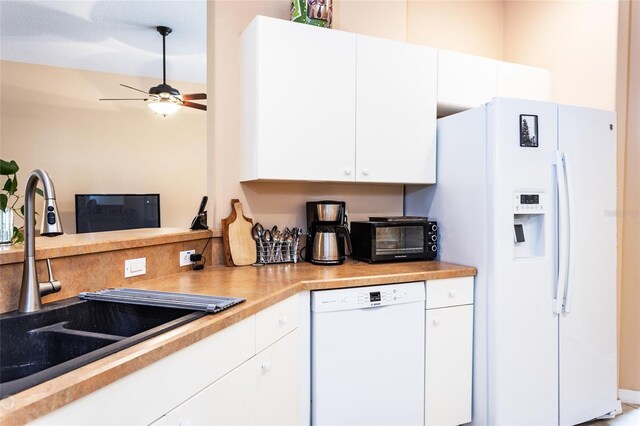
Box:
xmin=311 ymin=282 xmax=425 ymax=313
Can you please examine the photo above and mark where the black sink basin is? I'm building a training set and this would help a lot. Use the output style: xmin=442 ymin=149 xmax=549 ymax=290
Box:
xmin=0 ymin=297 xmax=205 ymax=398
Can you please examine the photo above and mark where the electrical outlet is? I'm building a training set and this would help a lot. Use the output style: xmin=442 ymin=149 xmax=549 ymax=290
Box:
xmin=180 ymin=250 xmax=196 ymax=267
xmin=124 ymin=257 xmax=146 ymax=278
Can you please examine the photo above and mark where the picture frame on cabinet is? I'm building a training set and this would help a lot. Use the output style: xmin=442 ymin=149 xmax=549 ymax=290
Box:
xmin=290 ymin=0 xmax=332 ymax=28
xmin=307 ymin=0 xmax=331 ymax=21
xmin=520 ymin=114 xmax=539 ymax=147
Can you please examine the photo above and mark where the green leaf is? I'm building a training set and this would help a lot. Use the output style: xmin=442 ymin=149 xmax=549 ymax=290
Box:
xmin=10 ymin=175 xmax=18 ymax=194
xmin=2 ymin=175 xmax=18 ymax=196
xmin=0 ymin=194 xmax=7 ymax=211
xmin=0 ymin=159 xmax=19 ymax=175
xmin=20 ymin=205 xmax=24 ymax=216
xmin=2 ymin=177 xmax=12 ymax=192
xmin=12 ymin=226 xmax=24 ymax=244
xmin=35 ymin=187 xmax=44 ymax=197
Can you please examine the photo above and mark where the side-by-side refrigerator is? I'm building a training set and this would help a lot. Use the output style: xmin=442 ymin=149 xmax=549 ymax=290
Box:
xmin=405 ymin=98 xmax=618 ymax=425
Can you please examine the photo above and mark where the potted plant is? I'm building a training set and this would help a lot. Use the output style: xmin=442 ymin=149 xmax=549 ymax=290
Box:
xmin=0 ymin=159 xmax=42 ymax=245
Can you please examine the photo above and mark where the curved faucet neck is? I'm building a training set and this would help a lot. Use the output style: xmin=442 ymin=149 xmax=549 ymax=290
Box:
xmin=24 ymin=169 xmax=56 ymax=257
xmin=19 ymin=169 xmax=63 ymax=313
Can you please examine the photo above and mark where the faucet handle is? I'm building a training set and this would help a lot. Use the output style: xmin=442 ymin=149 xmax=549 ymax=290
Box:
xmin=39 ymin=259 xmax=61 ymax=297
xmin=45 ymin=259 xmax=55 ymax=281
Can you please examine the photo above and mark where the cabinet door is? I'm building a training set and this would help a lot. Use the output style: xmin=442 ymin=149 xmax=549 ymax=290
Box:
xmin=496 ymin=61 xmax=550 ymax=101
xmin=31 ymin=317 xmax=256 ymax=425
xmin=437 ymin=49 xmax=497 ymax=113
xmin=256 ymin=329 xmax=300 ymax=425
xmin=165 ymin=359 xmax=257 ymax=426
xmin=245 ymin=16 xmax=357 ymax=182
xmin=355 ymin=35 xmax=437 ymax=184
xmin=425 ymin=305 xmax=473 ymax=426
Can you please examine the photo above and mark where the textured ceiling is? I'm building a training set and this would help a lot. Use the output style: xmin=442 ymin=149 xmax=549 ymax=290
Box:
xmin=0 ymin=0 xmax=206 ymax=83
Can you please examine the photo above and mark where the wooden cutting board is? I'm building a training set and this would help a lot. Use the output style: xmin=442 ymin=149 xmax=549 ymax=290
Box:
xmin=221 ymin=199 xmax=256 ymax=266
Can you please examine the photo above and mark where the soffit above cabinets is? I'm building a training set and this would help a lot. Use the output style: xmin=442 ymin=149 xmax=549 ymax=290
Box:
xmin=0 ymin=0 xmax=206 ymax=83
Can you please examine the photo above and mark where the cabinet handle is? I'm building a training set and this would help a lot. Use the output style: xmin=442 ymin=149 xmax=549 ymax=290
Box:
xmin=279 ymin=315 xmax=288 ymax=326
xmin=448 ymin=290 xmax=456 ymax=298
xmin=362 ymin=169 xmax=370 ymax=176
xmin=432 ymin=318 xmax=440 ymax=326
xmin=344 ymin=168 xmax=352 ymax=175
xmin=261 ymin=360 xmax=272 ymax=373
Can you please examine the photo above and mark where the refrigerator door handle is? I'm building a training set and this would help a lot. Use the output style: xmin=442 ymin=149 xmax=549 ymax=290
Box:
xmin=562 ymin=154 xmax=573 ymax=313
xmin=554 ymin=151 xmax=570 ymax=315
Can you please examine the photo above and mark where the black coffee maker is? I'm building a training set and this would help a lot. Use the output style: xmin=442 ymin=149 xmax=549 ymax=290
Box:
xmin=306 ymin=201 xmax=352 ymax=265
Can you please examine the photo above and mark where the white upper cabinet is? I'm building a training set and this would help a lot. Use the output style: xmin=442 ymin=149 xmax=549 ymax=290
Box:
xmin=496 ymin=61 xmax=550 ymax=101
xmin=437 ymin=49 xmax=550 ymax=116
xmin=356 ymin=35 xmax=437 ymax=184
xmin=241 ymin=16 xmax=438 ymax=184
xmin=241 ymin=16 xmax=357 ymax=182
xmin=437 ymin=49 xmax=497 ymax=114
xmin=241 ymin=16 xmax=550 ymax=183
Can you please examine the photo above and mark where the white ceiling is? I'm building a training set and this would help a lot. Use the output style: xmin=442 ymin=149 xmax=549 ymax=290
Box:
xmin=0 ymin=0 xmax=206 ymax=84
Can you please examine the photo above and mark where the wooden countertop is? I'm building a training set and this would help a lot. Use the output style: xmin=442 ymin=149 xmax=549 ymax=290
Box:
xmin=0 ymin=260 xmax=475 ymax=425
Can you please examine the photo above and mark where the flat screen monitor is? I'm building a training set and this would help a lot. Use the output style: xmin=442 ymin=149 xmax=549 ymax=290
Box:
xmin=75 ymin=194 xmax=160 ymax=234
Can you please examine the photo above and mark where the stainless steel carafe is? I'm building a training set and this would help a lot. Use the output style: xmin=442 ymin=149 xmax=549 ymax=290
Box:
xmin=312 ymin=231 xmax=341 ymax=262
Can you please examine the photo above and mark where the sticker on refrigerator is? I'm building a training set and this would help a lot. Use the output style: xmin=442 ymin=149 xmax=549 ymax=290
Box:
xmin=520 ymin=114 xmax=539 ymax=147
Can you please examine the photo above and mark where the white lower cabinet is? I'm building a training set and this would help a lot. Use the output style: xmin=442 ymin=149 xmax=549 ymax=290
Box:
xmin=255 ymin=329 xmax=300 ymax=425
xmin=164 ymin=329 xmax=299 ymax=426
xmin=160 ymin=295 xmax=301 ymax=426
xmin=425 ymin=277 xmax=474 ymax=426
xmin=32 ymin=317 xmax=257 ymax=426
xmin=33 ymin=294 xmax=301 ymax=426
xmin=425 ymin=305 xmax=473 ymax=426
xmin=32 ymin=280 xmax=476 ymax=426
xmin=165 ymin=356 xmax=258 ymax=426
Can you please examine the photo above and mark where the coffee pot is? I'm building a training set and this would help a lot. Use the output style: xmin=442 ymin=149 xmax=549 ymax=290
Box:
xmin=306 ymin=201 xmax=352 ymax=265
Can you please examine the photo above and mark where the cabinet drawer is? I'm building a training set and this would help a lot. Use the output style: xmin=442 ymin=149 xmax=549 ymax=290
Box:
xmin=256 ymin=294 xmax=299 ymax=352
xmin=426 ymin=277 xmax=474 ymax=309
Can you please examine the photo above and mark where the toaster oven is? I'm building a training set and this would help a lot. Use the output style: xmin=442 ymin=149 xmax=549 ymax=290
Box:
xmin=350 ymin=217 xmax=437 ymax=263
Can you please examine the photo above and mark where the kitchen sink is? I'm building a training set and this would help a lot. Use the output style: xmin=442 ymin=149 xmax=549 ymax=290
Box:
xmin=0 ymin=297 xmax=205 ymax=398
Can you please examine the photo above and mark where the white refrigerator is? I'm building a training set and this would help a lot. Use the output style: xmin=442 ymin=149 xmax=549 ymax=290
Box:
xmin=405 ymin=98 xmax=619 ymax=425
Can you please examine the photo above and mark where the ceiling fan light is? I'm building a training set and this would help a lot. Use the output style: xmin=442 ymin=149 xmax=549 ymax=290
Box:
xmin=147 ymin=98 xmax=181 ymax=116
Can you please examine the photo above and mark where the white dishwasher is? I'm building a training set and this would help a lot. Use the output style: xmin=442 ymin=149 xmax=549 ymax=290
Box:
xmin=311 ymin=281 xmax=426 ymax=426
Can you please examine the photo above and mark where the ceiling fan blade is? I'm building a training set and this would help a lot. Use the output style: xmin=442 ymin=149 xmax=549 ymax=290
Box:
xmin=182 ymin=93 xmax=207 ymax=101
xmin=120 ymin=84 xmax=149 ymax=94
xmin=99 ymin=98 xmax=148 ymax=101
xmin=182 ymin=101 xmax=207 ymax=111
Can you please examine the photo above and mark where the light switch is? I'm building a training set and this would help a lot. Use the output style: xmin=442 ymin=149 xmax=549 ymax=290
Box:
xmin=125 ymin=257 xmax=146 ymax=278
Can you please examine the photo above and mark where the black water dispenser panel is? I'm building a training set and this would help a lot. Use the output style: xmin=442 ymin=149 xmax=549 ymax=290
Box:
xmin=514 ymin=224 xmax=526 ymax=243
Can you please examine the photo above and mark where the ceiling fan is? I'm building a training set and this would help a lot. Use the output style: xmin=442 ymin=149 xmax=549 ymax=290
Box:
xmin=100 ymin=26 xmax=206 ymax=116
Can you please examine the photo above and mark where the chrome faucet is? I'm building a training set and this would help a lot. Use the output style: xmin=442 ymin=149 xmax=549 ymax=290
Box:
xmin=18 ymin=169 xmax=64 ymax=313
